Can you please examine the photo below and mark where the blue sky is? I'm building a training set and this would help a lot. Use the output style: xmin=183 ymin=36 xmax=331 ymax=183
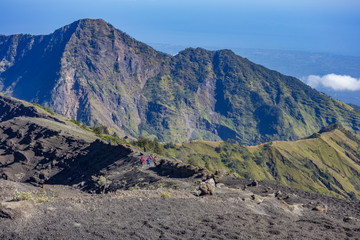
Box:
xmin=1 ymin=0 xmax=359 ymax=56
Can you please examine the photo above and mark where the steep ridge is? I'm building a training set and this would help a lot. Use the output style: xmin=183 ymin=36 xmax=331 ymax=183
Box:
xmin=0 ymin=22 xmax=78 ymax=102
xmin=0 ymin=93 xmax=211 ymax=192
xmin=164 ymin=124 xmax=360 ymax=200
xmin=0 ymin=19 xmax=168 ymax=137
xmin=1 ymin=19 xmax=360 ymax=144
xmin=0 ymin=93 xmax=61 ymax=123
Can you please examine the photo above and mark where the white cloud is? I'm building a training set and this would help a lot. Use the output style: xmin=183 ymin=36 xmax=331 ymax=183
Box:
xmin=304 ymin=74 xmax=360 ymax=91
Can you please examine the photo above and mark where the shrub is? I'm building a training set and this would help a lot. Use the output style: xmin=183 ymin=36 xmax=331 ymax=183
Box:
xmin=12 ymin=189 xmax=54 ymax=203
xmin=92 ymin=175 xmax=111 ymax=194
xmin=35 ymin=185 xmax=54 ymax=203
xmin=164 ymin=142 xmax=176 ymax=149
xmin=133 ymin=137 xmax=164 ymax=155
xmin=91 ymin=125 xmax=109 ymax=135
xmin=34 ymin=195 xmax=52 ymax=203
xmin=70 ymin=119 xmax=81 ymax=126
xmin=160 ymin=193 xmax=171 ymax=198
xmin=33 ymin=103 xmax=55 ymax=115
xmin=128 ymin=185 xmax=140 ymax=190
xmin=12 ymin=192 xmax=33 ymax=201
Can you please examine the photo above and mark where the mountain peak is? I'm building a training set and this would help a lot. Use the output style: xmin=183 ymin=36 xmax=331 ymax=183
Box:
xmin=77 ymin=18 xmax=107 ymax=23
xmin=318 ymin=124 xmax=342 ymax=134
xmin=56 ymin=18 xmax=117 ymax=35
xmin=1 ymin=19 xmax=360 ymax=145
xmin=74 ymin=18 xmax=112 ymax=30
xmin=53 ymin=18 xmax=121 ymax=39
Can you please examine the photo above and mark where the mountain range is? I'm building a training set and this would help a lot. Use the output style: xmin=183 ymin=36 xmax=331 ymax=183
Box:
xmin=1 ymin=18 xmax=360 ymax=145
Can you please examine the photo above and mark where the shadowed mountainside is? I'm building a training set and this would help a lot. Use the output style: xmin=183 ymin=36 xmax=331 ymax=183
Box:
xmin=0 ymin=93 xmax=211 ymax=193
xmin=1 ymin=19 xmax=360 ymax=144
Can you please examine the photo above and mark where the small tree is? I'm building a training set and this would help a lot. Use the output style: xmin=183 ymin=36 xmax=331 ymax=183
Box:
xmin=153 ymin=139 xmax=164 ymax=155
xmin=91 ymin=125 xmax=109 ymax=135
xmin=133 ymin=137 xmax=164 ymax=155
xmin=92 ymin=175 xmax=111 ymax=194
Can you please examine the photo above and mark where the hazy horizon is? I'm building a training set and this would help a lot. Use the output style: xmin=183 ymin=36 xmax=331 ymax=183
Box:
xmin=1 ymin=0 xmax=359 ymax=56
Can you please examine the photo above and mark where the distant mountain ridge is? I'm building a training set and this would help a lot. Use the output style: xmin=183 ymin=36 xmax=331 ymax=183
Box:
xmin=151 ymin=44 xmax=360 ymax=106
xmin=1 ymin=18 xmax=360 ymax=144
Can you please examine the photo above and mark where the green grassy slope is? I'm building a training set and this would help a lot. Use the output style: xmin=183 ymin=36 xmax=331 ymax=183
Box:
xmin=164 ymin=124 xmax=360 ymax=200
xmin=2 ymin=19 xmax=360 ymax=145
xmin=141 ymin=48 xmax=360 ymax=144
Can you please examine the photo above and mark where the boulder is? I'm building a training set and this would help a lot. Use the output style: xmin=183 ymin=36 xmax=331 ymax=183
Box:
xmin=199 ymin=182 xmax=215 ymax=196
xmin=0 ymin=201 xmax=34 ymax=219
xmin=275 ymin=190 xmax=282 ymax=198
xmin=343 ymin=216 xmax=357 ymax=223
xmin=213 ymin=170 xmax=225 ymax=183
xmin=312 ymin=203 xmax=327 ymax=213
xmin=251 ymin=180 xmax=258 ymax=187
xmin=216 ymin=183 xmax=225 ymax=188
xmin=0 ymin=208 xmax=13 ymax=219
xmin=205 ymin=178 xmax=216 ymax=187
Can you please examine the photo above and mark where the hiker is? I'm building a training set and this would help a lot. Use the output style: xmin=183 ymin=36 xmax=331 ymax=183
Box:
xmin=140 ymin=156 xmax=145 ymax=166
xmin=116 ymin=140 xmax=119 ymax=145
xmin=108 ymin=139 xmax=111 ymax=145
xmin=154 ymin=155 xmax=159 ymax=165
xmin=147 ymin=155 xmax=151 ymax=166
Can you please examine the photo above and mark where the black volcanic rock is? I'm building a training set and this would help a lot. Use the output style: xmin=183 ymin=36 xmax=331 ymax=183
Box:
xmin=0 ymin=93 xmax=212 ymax=192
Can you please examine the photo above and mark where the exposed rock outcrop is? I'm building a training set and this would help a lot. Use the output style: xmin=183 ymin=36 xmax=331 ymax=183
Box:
xmin=1 ymin=19 xmax=360 ymax=144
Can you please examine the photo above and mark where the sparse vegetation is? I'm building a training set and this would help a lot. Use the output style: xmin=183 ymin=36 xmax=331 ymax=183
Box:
xmin=34 ymin=194 xmax=53 ymax=203
xmin=93 ymin=175 xmax=111 ymax=194
xmin=128 ymin=185 xmax=140 ymax=191
xmin=12 ymin=192 xmax=33 ymax=201
xmin=12 ymin=186 xmax=54 ymax=203
xmin=162 ymin=127 xmax=360 ymax=200
xmin=160 ymin=192 xmax=171 ymax=198
xmin=69 ymin=119 xmax=89 ymax=131
xmin=132 ymin=137 xmax=164 ymax=155
xmin=91 ymin=125 xmax=109 ymax=135
xmin=33 ymin=103 xmax=55 ymax=115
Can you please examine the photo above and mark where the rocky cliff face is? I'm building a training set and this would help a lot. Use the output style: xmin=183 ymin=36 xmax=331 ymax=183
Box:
xmin=0 ymin=19 xmax=167 ymax=137
xmin=49 ymin=19 xmax=167 ymax=136
xmin=1 ymin=19 xmax=360 ymax=144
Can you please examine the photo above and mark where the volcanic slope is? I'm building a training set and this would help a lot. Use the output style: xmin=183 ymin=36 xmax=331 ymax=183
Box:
xmin=1 ymin=19 xmax=360 ymax=144
xmin=1 ymin=92 xmax=360 ymax=240
xmin=1 ymin=174 xmax=360 ymax=239
xmin=0 ymin=92 xmax=212 ymax=192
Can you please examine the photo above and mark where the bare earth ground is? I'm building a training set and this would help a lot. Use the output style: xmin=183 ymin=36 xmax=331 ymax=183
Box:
xmin=0 ymin=95 xmax=359 ymax=239
xmin=1 ymin=179 xmax=359 ymax=240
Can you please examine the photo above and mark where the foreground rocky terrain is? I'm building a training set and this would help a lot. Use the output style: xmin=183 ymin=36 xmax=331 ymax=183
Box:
xmin=0 ymin=93 xmax=212 ymax=193
xmin=0 ymin=91 xmax=360 ymax=239
xmin=1 ymin=177 xmax=360 ymax=240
